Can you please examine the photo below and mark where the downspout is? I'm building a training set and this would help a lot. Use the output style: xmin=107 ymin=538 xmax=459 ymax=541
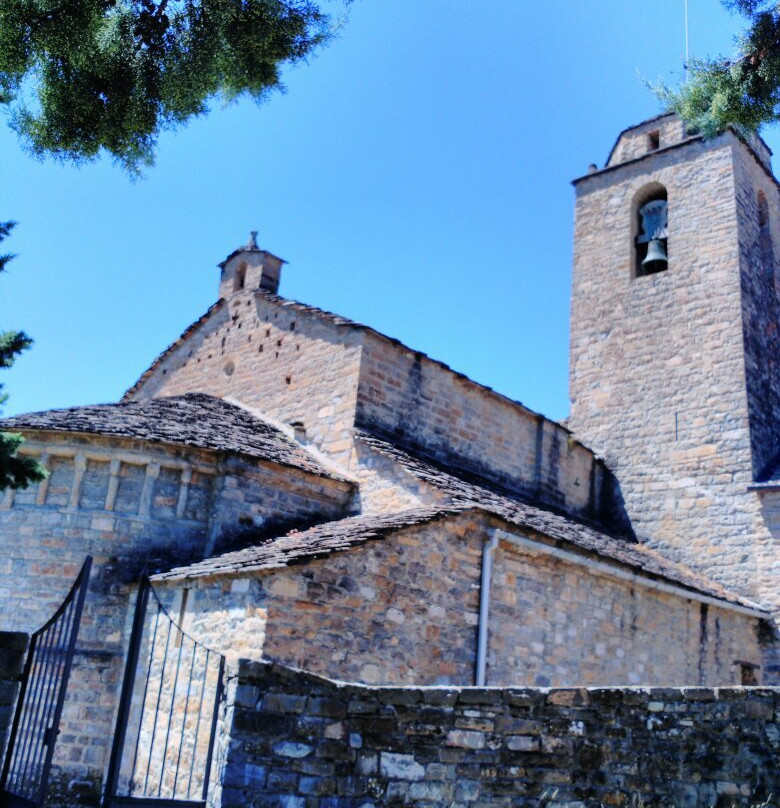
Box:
xmin=476 ymin=533 xmax=500 ymax=686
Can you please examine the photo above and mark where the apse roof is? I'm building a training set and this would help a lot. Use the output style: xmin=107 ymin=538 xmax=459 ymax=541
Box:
xmin=0 ymin=393 xmax=348 ymax=482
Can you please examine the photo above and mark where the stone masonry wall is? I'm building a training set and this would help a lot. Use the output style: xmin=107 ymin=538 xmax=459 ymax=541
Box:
xmin=0 ymin=431 xmax=351 ymax=797
xmin=732 ymin=143 xmax=780 ymax=481
xmin=1 ymin=433 xmax=350 ymax=633
xmin=0 ymin=631 xmax=28 ymax=764
xmin=488 ymin=539 xmax=761 ymax=687
xmin=221 ymin=658 xmax=780 ymax=808
xmin=757 ymin=488 xmax=780 ymax=682
xmin=732 ymin=144 xmax=780 ymax=620
xmin=155 ymin=512 xmax=764 ymax=688
xmin=347 ymin=440 xmax=447 ymax=515
xmin=128 ymin=280 xmax=612 ymax=531
xmin=569 ymin=131 xmax=773 ymax=606
xmin=159 ymin=513 xmax=486 ymax=685
xmin=126 ymin=290 xmax=364 ymax=463
xmin=206 ymin=454 xmax=353 ymax=556
xmin=357 ymin=332 xmax=600 ymax=523
xmin=607 ymin=115 xmax=687 ymax=166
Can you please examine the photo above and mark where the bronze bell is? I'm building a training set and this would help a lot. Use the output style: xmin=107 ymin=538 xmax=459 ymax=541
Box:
xmin=642 ymin=238 xmax=668 ymax=268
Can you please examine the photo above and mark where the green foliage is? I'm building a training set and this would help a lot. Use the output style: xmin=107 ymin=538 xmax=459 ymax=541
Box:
xmin=0 ymin=0 xmax=344 ymax=172
xmin=0 ymin=221 xmax=47 ymax=491
xmin=656 ymin=1 xmax=780 ymax=136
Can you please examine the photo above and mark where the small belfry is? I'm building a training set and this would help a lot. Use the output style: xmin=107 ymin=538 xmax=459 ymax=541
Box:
xmin=218 ymin=230 xmax=286 ymax=298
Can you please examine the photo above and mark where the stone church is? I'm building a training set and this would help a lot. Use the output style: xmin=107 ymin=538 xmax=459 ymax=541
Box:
xmin=0 ymin=113 xmax=778 ymax=794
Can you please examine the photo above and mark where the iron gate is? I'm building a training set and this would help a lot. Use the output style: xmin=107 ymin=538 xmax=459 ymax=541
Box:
xmin=0 ymin=556 xmax=93 ymax=808
xmin=104 ymin=579 xmax=225 ymax=808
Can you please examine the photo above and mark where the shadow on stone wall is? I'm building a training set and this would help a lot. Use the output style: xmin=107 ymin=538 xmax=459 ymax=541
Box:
xmin=221 ymin=659 xmax=780 ymax=808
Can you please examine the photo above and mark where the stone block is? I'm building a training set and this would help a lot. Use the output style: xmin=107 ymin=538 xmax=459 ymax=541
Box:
xmin=273 ymin=741 xmax=314 ymax=759
xmin=379 ymin=752 xmax=425 ymax=781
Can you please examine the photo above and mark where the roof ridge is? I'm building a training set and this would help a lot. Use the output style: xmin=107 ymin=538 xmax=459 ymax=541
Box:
xmin=121 ymin=290 xmax=582 ymax=448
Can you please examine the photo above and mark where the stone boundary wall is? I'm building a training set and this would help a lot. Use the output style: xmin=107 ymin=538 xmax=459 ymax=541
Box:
xmin=0 ymin=632 xmax=28 ymax=763
xmin=222 ymin=659 xmax=780 ymax=808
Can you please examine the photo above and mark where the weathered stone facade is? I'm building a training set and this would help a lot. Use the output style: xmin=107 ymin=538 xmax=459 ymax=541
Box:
xmin=0 ymin=113 xmax=778 ymax=804
xmin=125 ymin=273 xmax=612 ymax=529
xmin=220 ymin=658 xmax=780 ymax=808
xmin=154 ymin=511 xmax=763 ymax=689
xmin=0 ymin=400 xmax=353 ymax=787
xmin=569 ymin=116 xmax=780 ymax=636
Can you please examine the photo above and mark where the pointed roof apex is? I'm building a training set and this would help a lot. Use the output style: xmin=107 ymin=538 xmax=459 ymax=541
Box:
xmin=219 ymin=230 xmax=285 ymax=269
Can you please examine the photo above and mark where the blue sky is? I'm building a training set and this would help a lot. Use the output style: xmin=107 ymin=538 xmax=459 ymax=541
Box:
xmin=0 ymin=1 xmax=768 ymax=422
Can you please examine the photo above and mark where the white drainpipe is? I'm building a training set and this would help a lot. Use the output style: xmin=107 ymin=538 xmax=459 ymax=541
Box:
xmin=476 ymin=533 xmax=500 ymax=686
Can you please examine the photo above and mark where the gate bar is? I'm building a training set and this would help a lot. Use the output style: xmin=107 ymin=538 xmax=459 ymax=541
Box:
xmin=0 ymin=636 xmax=35 ymax=792
xmin=103 ymin=579 xmax=151 ymax=808
xmin=34 ymin=557 xmax=92 ymax=807
xmin=0 ymin=556 xmax=92 ymax=808
xmin=201 ymin=655 xmax=225 ymax=802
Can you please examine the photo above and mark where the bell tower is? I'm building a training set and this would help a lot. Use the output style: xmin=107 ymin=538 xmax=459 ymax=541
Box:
xmin=568 ymin=113 xmax=780 ymax=618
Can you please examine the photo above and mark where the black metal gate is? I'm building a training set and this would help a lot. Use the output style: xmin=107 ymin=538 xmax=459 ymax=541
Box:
xmin=104 ymin=579 xmax=225 ymax=808
xmin=0 ymin=556 xmax=93 ymax=808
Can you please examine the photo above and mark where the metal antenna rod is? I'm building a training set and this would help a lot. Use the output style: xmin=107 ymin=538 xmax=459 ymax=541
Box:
xmin=684 ymin=0 xmax=690 ymax=82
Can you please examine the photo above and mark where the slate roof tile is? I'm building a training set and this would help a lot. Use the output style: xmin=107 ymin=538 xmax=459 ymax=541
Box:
xmin=154 ymin=506 xmax=463 ymax=580
xmin=354 ymin=430 xmax=766 ymax=613
xmin=0 ymin=393 xmax=348 ymax=481
xmin=156 ymin=428 xmax=767 ymax=614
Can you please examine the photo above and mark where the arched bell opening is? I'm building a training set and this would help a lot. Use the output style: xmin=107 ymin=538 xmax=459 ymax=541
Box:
xmin=632 ymin=183 xmax=668 ymax=278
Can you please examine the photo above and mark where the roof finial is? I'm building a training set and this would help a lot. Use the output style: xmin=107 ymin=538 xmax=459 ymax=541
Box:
xmin=247 ymin=230 xmax=259 ymax=250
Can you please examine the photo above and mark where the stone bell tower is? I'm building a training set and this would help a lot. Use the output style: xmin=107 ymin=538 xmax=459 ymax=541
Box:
xmin=568 ymin=113 xmax=780 ymax=622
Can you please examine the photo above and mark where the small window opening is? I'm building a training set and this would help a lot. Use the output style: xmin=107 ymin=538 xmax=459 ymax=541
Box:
xmin=647 ymin=130 xmax=660 ymax=151
xmin=738 ymin=661 xmax=759 ymax=685
xmin=635 ymin=187 xmax=668 ymax=277
xmin=234 ymin=263 xmax=247 ymax=292
xmin=290 ymin=421 xmax=306 ymax=442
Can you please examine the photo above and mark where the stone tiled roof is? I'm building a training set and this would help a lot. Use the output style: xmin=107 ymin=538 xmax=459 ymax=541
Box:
xmin=154 ymin=506 xmax=463 ymax=579
xmin=353 ymin=430 xmax=768 ymax=613
xmin=155 ymin=428 xmax=767 ymax=614
xmin=0 ymin=393 xmax=348 ymax=481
